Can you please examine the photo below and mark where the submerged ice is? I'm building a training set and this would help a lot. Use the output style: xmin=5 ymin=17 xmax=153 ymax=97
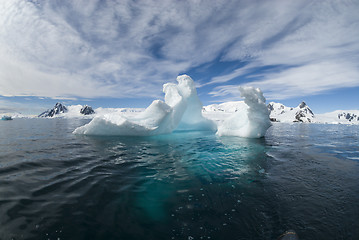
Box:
xmin=73 ymin=75 xmax=270 ymax=138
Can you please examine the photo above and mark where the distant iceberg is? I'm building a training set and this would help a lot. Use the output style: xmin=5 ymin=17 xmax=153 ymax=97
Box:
xmin=73 ymin=75 xmax=271 ymax=138
xmin=1 ymin=115 xmax=13 ymax=121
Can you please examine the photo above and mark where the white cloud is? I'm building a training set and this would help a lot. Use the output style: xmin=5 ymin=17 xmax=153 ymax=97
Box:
xmin=0 ymin=0 xmax=194 ymax=99
xmin=205 ymin=64 xmax=257 ymax=86
xmin=0 ymin=0 xmax=358 ymax=102
xmin=211 ymin=61 xmax=359 ymax=101
xmin=208 ymin=0 xmax=359 ymax=100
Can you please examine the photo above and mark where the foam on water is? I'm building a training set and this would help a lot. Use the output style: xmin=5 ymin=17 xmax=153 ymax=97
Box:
xmin=1 ymin=119 xmax=359 ymax=239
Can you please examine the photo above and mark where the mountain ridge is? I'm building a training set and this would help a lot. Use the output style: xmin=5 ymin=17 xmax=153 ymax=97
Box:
xmin=38 ymin=103 xmax=95 ymax=118
xmin=3 ymin=101 xmax=359 ymax=125
xmin=204 ymin=101 xmax=359 ymax=124
xmin=267 ymin=101 xmax=315 ymax=123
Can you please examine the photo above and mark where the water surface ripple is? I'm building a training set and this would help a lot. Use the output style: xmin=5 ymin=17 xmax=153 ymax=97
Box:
xmin=0 ymin=119 xmax=358 ymax=239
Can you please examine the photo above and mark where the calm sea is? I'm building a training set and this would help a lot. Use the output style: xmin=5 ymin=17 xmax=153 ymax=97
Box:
xmin=0 ymin=119 xmax=358 ymax=240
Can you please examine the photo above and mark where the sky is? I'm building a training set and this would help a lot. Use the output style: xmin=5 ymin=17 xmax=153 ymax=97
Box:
xmin=0 ymin=0 xmax=359 ymax=115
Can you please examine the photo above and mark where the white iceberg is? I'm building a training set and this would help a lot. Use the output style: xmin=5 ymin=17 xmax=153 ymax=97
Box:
xmin=173 ymin=75 xmax=217 ymax=131
xmin=73 ymin=75 xmax=216 ymax=136
xmin=74 ymin=75 xmax=271 ymax=138
xmin=216 ymin=86 xmax=271 ymax=138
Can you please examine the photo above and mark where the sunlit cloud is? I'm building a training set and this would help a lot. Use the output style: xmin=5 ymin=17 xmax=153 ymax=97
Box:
xmin=0 ymin=0 xmax=358 ymax=103
xmin=208 ymin=1 xmax=359 ymax=99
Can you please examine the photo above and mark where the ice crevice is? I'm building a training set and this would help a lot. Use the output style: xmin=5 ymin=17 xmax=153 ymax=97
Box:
xmin=73 ymin=75 xmax=271 ymax=138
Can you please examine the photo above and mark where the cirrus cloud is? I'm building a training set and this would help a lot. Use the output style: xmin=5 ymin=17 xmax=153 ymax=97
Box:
xmin=0 ymin=0 xmax=358 ymax=103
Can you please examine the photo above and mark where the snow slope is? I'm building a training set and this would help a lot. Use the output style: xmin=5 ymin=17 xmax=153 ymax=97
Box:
xmin=316 ymin=110 xmax=359 ymax=124
xmin=202 ymin=101 xmax=248 ymax=125
xmin=203 ymin=101 xmax=248 ymax=113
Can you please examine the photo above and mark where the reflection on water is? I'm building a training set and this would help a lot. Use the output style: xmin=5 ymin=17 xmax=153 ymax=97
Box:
xmin=0 ymin=120 xmax=359 ymax=240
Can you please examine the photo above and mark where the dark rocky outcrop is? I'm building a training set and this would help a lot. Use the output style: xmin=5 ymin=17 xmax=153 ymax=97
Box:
xmin=294 ymin=102 xmax=314 ymax=122
xmin=80 ymin=105 xmax=95 ymax=115
xmin=267 ymin=101 xmax=315 ymax=123
xmin=337 ymin=112 xmax=359 ymax=122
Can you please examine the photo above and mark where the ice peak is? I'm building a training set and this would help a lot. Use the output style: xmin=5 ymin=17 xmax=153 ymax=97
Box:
xmin=298 ymin=101 xmax=307 ymax=109
xmin=39 ymin=102 xmax=68 ymax=117
xmin=267 ymin=101 xmax=314 ymax=123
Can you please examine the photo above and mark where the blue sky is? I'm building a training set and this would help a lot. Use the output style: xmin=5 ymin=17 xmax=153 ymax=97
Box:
xmin=0 ymin=0 xmax=359 ymax=115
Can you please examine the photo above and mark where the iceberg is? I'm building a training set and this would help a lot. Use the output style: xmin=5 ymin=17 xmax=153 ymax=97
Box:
xmin=1 ymin=115 xmax=13 ymax=121
xmin=73 ymin=75 xmax=270 ymax=138
xmin=73 ymin=75 xmax=216 ymax=136
xmin=216 ymin=86 xmax=271 ymax=138
xmin=173 ymin=75 xmax=217 ymax=131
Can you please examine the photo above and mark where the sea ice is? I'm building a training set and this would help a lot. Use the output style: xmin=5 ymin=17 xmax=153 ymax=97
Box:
xmin=73 ymin=75 xmax=216 ymax=136
xmin=216 ymin=86 xmax=271 ymax=138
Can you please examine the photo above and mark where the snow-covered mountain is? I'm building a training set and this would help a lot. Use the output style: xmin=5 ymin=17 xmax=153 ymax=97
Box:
xmin=38 ymin=103 xmax=98 ymax=118
xmin=202 ymin=101 xmax=315 ymax=123
xmin=10 ymin=100 xmax=357 ymax=125
xmin=37 ymin=103 xmax=144 ymax=119
xmin=38 ymin=103 xmax=68 ymax=117
xmin=80 ymin=105 xmax=95 ymax=115
xmin=337 ymin=112 xmax=359 ymax=122
xmin=316 ymin=110 xmax=359 ymax=124
xmin=267 ymin=102 xmax=359 ymax=124
xmin=267 ymin=101 xmax=315 ymax=123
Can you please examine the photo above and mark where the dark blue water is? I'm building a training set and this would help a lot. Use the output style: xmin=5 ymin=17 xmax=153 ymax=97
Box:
xmin=0 ymin=119 xmax=358 ymax=240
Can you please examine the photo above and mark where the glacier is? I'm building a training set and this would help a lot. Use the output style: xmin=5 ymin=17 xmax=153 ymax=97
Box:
xmin=73 ymin=75 xmax=271 ymax=138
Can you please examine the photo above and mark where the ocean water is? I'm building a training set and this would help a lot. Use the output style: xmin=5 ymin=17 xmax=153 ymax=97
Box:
xmin=0 ymin=119 xmax=359 ymax=240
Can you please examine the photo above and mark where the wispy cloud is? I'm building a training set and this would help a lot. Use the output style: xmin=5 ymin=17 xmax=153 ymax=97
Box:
xmin=0 ymin=0 xmax=194 ymax=99
xmin=207 ymin=0 xmax=359 ymax=100
xmin=0 ymin=0 xmax=358 ymax=102
xmin=210 ymin=61 xmax=359 ymax=100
